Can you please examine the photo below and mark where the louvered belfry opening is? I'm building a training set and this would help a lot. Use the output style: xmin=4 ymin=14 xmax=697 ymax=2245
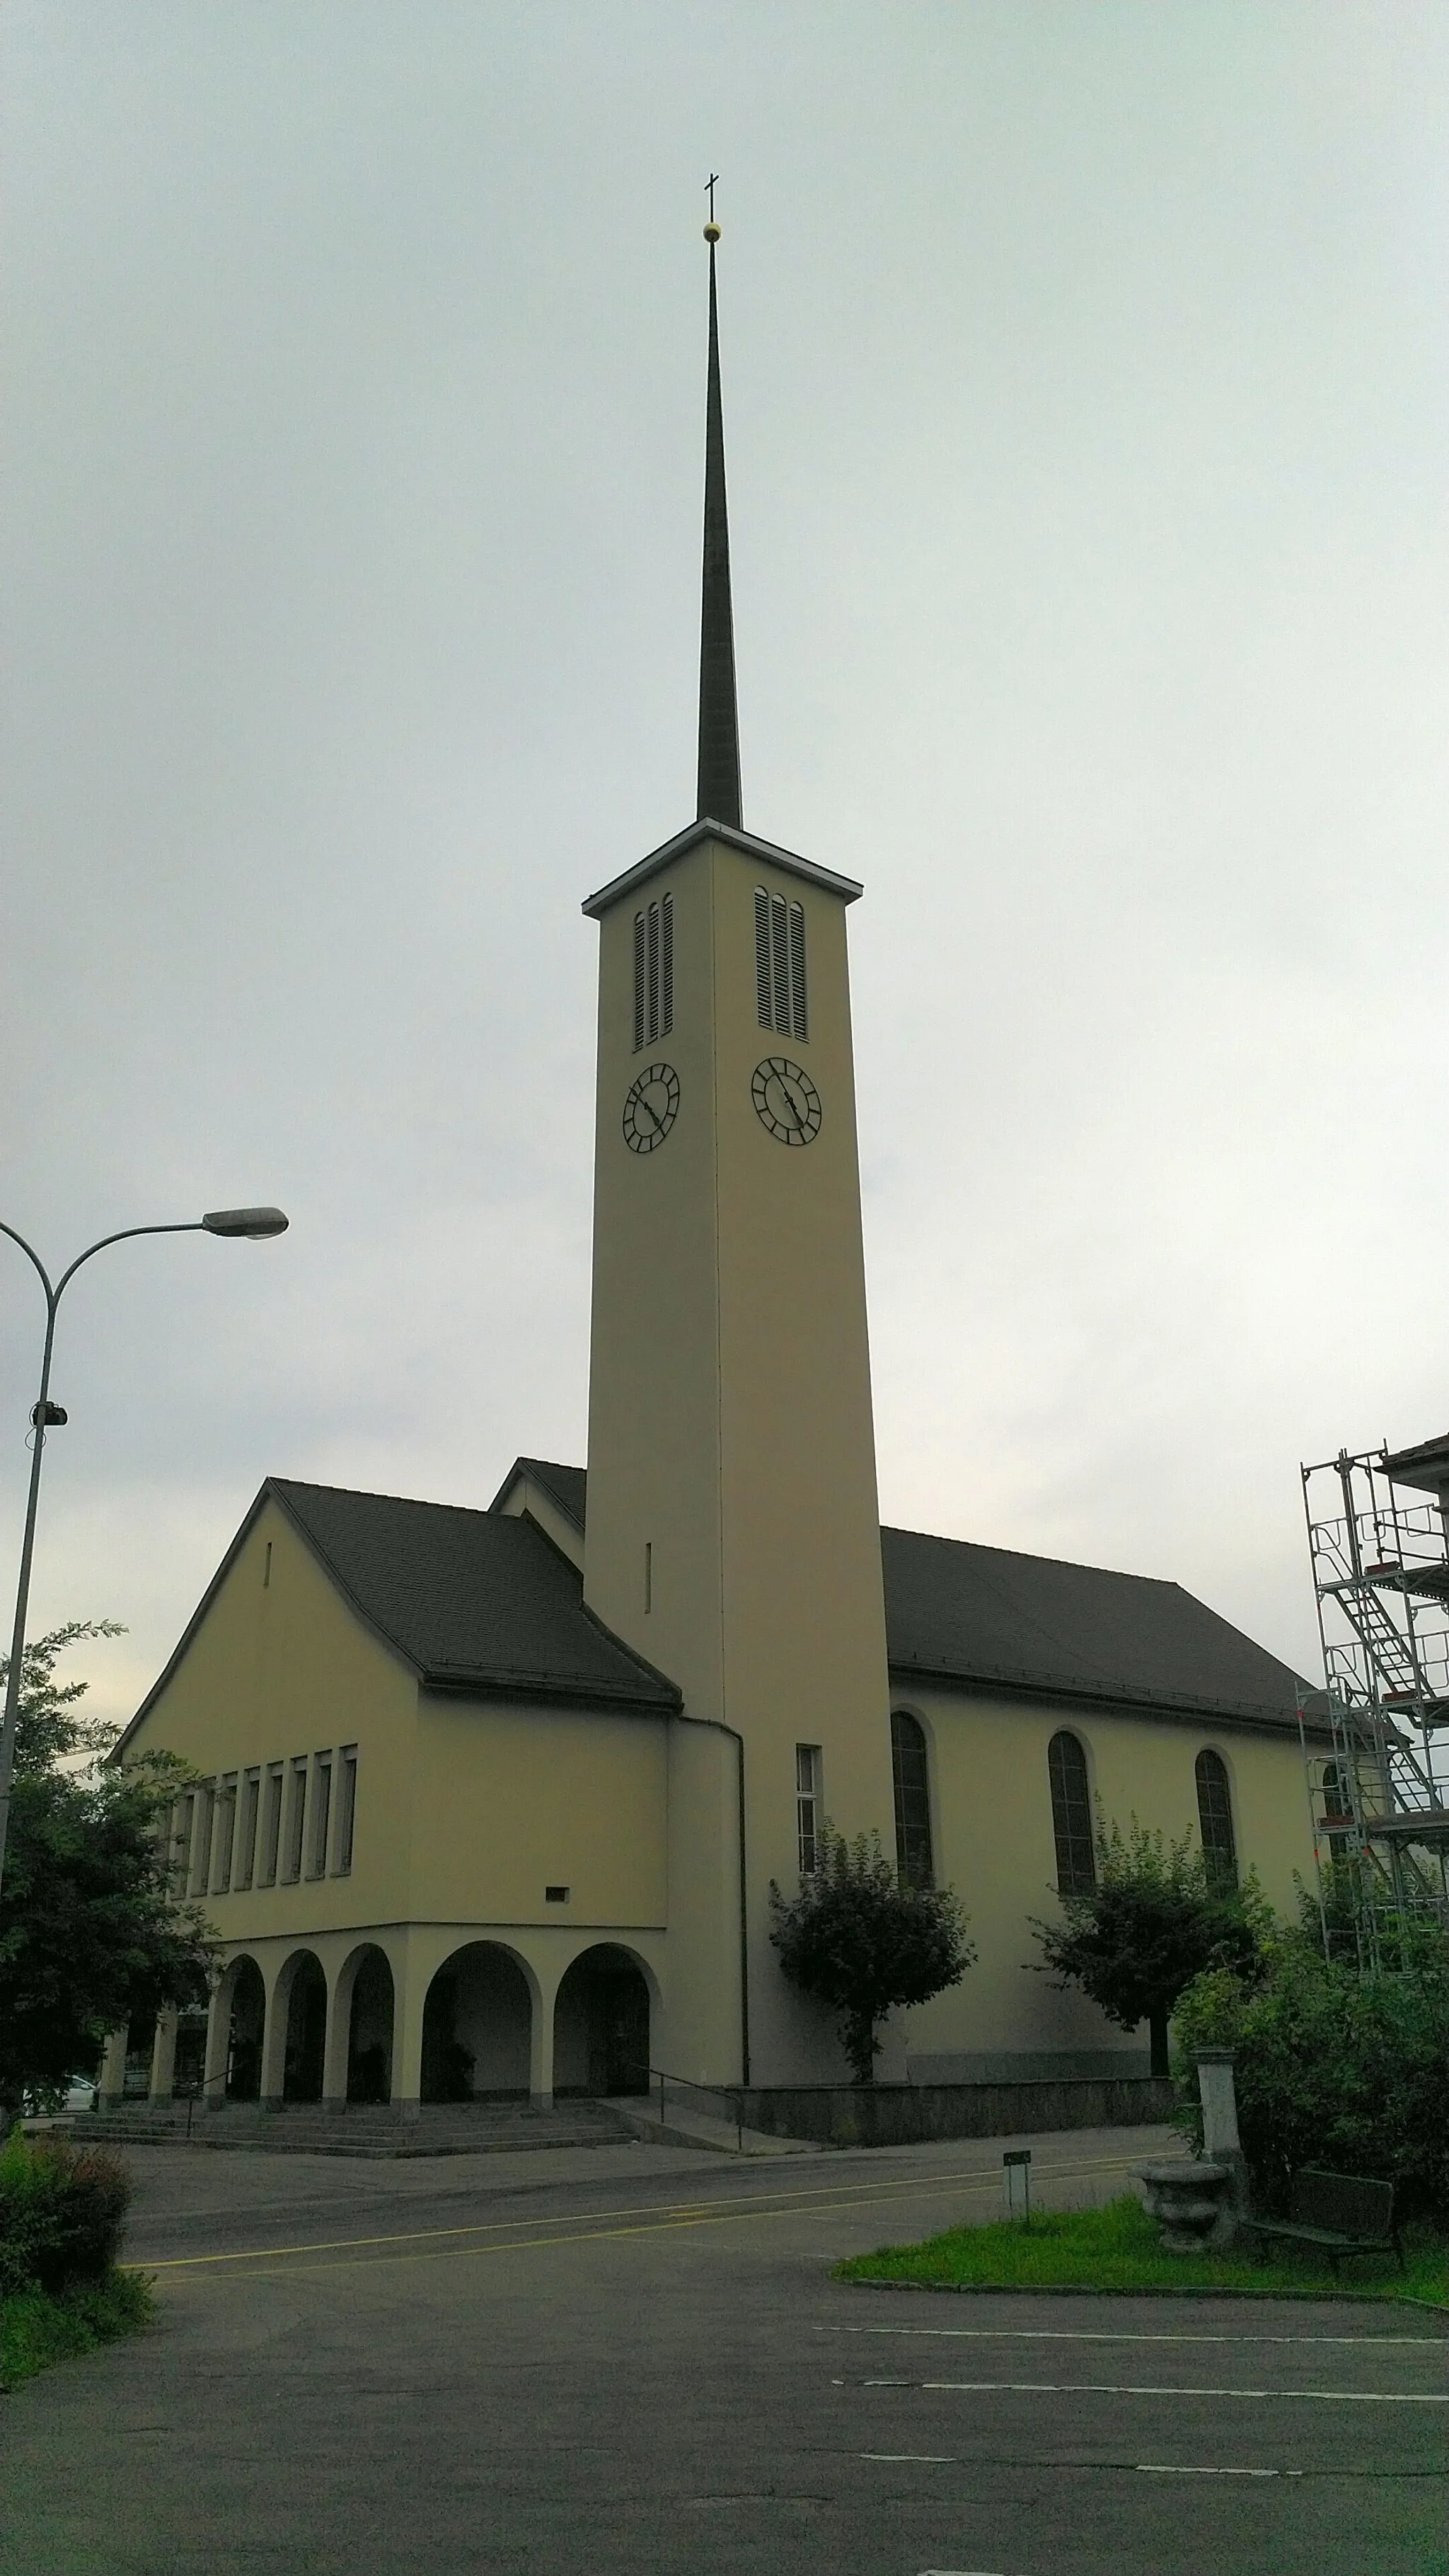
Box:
xmin=754 ymin=887 xmax=807 ymax=1041
xmin=632 ymin=892 xmax=674 ymax=1051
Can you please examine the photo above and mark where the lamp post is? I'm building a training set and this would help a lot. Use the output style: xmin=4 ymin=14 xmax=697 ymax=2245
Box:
xmin=0 ymin=1206 xmax=288 ymax=1899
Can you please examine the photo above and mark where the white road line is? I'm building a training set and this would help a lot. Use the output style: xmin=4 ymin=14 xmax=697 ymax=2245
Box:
xmin=833 ymin=2326 xmax=1444 ymax=2348
xmin=1137 ymin=2465 xmax=1303 ymax=2477
xmin=860 ymin=2453 xmax=954 ymax=2462
xmin=919 ymin=2380 xmax=1449 ymax=2403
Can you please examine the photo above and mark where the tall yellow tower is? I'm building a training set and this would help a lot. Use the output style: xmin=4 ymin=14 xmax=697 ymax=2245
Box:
xmin=581 ymin=224 xmax=893 ymax=2084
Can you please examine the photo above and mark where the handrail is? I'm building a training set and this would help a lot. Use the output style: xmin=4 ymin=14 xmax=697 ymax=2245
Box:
xmin=644 ymin=2063 xmax=745 ymax=2154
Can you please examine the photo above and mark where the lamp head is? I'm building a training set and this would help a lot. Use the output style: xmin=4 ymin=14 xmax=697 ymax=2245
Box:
xmin=202 ymin=1206 xmax=289 ymax=1240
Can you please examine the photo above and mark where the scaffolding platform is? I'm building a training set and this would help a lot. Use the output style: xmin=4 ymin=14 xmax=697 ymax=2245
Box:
xmin=1300 ymin=1440 xmax=1449 ymax=1960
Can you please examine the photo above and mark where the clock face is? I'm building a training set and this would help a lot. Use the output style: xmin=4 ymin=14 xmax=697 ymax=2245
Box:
xmin=752 ymin=1056 xmax=822 ymax=1146
xmin=622 ymin=1061 xmax=680 ymax=1153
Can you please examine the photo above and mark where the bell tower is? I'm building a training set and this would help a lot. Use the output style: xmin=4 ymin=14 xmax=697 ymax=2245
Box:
xmin=580 ymin=218 xmax=893 ymax=2084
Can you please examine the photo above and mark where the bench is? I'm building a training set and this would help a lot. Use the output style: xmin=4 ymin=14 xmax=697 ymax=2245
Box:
xmin=1242 ymin=2168 xmax=1402 ymax=2272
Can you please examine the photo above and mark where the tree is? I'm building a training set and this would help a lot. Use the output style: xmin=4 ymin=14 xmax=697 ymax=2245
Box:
xmin=770 ymin=1827 xmax=974 ymax=2084
xmin=1174 ymin=1921 xmax=1449 ymax=2217
xmin=1028 ymin=1814 xmax=1267 ymax=2079
xmin=0 ymin=1624 xmax=215 ymax=2119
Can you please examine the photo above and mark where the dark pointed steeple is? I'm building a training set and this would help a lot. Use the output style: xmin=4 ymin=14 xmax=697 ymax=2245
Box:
xmin=696 ymin=204 xmax=743 ymax=831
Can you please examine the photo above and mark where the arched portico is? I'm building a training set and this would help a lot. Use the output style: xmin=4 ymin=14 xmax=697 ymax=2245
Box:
xmin=200 ymin=1952 xmax=263 ymax=2107
xmin=318 ymin=1942 xmax=396 ymax=2106
xmin=553 ymin=1943 xmax=654 ymax=2098
xmin=420 ymin=1942 xmax=537 ymax=2103
xmin=255 ymin=1948 xmax=328 ymax=2106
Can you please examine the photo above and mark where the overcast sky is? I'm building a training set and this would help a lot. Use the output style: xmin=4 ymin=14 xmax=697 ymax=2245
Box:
xmin=4 ymin=2 xmax=1447 ymax=1735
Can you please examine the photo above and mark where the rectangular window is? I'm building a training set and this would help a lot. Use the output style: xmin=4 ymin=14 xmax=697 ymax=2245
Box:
xmin=282 ymin=1757 xmax=308 ymax=1883
xmin=190 ymin=1786 xmax=216 ymax=1898
xmin=308 ymin=1755 xmax=333 ymax=1878
xmin=796 ymin=1744 xmax=822 ymax=1876
xmin=632 ymin=892 xmax=674 ymax=1049
xmin=235 ymin=1770 xmax=261 ymax=1891
xmin=212 ymin=1779 xmax=238 ymax=1893
xmin=172 ymin=1793 xmax=196 ymax=1893
xmin=754 ymin=889 xmax=807 ymax=1040
xmin=258 ymin=1764 xmax=284 ymax=1886
xmin=333 ymin=1747 xmax=357 ymax=1876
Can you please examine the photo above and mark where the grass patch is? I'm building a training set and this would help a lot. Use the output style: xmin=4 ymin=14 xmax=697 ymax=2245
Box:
xmin=836 ymin=2192 xmax=1449 ymax=2307
xmin=1 ymin=2270 xmax=153 ymax=2392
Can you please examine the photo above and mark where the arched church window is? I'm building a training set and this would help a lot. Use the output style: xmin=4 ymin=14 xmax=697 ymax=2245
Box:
xmin=1047 ymin=1731 xmax=1095 ymax=1897
xmin=754 ymin=888 xmax=807 ymax=1040
xmin=633 ymin=893 xmax=674 ymax=1051
xmin=890 ymin=1711 xmax=933 ymax=1887
xmin=1195 ymin=1749 xmax=1237 ymax=1889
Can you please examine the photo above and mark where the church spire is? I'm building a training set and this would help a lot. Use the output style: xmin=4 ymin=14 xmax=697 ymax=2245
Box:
xmin=696 ymin=190 xmax=743 ymax=831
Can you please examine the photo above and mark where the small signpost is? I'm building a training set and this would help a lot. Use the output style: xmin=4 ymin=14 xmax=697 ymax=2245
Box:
xmin=1003 ymin=2147 xmax=1032 ymax=2225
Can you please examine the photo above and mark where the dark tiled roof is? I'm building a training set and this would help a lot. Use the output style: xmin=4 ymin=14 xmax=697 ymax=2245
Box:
xmin=507 ymin=1457 xmax=587 ymax=1527
xmin=881 ymin=1524 xmax=1310 ymax=1729
xmin=509 ymin=1460 xmax=1310 ymax=1731
xmin=269 ymin=1479 xmax=679 ymax=1710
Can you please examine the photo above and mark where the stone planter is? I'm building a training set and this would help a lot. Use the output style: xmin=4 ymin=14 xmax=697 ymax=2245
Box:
xmin=1139 ymin=2159 xmax=1235 ymax=2253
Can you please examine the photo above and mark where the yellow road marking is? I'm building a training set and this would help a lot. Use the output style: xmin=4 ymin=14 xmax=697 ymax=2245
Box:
xmin=131 ymin=2152 xmax=1145 ymax=2277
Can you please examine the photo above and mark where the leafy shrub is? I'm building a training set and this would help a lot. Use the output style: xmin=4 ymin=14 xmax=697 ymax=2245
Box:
xmin=1029 ymin=1815 xmax=1271 ymax=2077
xmin=1173 ymin=1929 xmax=1449 ymax=2219
xmin=0 ymin=2127 xmax=132 ymax=2296
xmin=770 ymin=1827 xmax=974 ymax=2083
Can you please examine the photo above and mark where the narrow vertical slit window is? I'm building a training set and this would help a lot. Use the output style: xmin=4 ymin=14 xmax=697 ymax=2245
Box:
xmin=633 ymin=893 xmax=675 ymax=1049
xmin=1047 ymin=1731 xmax=1095 ymax=1897
xmin=259 ymin=1765 xmax=284 ymax=1887
xmin=1195 ymin=1749 xmax=1237 ymax=1889
xmin=172 ymin=1793 xmax=196 ymax=1893
xmin=644 ymin=1540 xmax=653 ymax=1614
xmin=308 ymin=1756 xmax=333 ymax=1879
xmin=333 ymin=1747 xmax=357 ymax=1876
xmin=235 ymin=1771 xmax=261 ymax=1891
xmin=796 ymin=1744 xmax=822 ymax=1876
xmin=890 ymin=1712 xmax=933 ymax=1887
xmin=754 ymin=887 xmax=808 ymax=1040
xmin=283 ymin=1758 xmax=308 ymax=1883
xmin=212 ymin=1779 xmax=238 ymax=1893
xmin=190 ymin=1786 xmax=216 ymax=1898
xmin=262 ymin=1540 xmax=272 ymax=1588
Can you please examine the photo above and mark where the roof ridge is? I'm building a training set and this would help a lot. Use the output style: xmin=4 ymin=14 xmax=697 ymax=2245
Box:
xmin=270 ymin=1475 xmax=491 ymax=1521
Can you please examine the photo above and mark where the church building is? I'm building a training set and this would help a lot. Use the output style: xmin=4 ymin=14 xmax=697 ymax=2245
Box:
xmin=110 ymin=231 xmax=1318 ymax=2129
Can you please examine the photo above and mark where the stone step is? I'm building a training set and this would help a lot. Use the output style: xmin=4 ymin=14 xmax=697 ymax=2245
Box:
xmin=68 ymin=2098 xmax=642 ymax=2158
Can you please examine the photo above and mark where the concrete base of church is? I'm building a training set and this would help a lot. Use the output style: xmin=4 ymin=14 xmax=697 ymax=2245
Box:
xmin=734 ymin=2074 xmax=1174 ymax=2149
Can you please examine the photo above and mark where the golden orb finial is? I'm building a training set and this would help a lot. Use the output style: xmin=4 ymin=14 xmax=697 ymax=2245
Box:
xmin=704 ymin=221 xmax=720 ymax=243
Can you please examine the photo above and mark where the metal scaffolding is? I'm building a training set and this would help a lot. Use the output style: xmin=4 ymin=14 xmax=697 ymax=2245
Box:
xmin=1300 ymin=1438 xmax=1449 ymax=1966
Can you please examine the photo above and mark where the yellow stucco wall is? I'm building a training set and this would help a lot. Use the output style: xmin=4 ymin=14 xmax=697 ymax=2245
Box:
xmin=893 ymin=1685 xmax=1317 ymax=2068
xmin=124 ymin=1496 xmax=420 ymax=1939
xmin=123 ymin=1495 xmax=671 ymax=1956
xmin=410 ymin=1691 xmax=667 ymax=1930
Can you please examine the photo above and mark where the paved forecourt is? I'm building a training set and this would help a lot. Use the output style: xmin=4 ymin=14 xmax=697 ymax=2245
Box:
xmin=2 ymin=2123 xmax=1443 ymax=2576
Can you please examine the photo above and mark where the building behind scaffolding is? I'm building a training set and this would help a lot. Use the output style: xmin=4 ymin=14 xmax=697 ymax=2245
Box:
xmin=1300 ymin=1437 xmax=1449 ymax=1963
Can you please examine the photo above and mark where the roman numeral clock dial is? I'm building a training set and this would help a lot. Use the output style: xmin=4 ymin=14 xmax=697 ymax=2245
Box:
xmin=622 ymin=1062 xmax=680 ymax=1153
xmin=752 ymin=1056 xmax=822 ymax=1145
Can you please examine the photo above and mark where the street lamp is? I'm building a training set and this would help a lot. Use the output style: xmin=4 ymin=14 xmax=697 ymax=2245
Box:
xmin=0 ymin=1206 xmax=289 ymax=1898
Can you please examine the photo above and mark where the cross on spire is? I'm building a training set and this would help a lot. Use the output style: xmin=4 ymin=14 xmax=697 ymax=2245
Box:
xmin=696 ymin=185 xmax=742 ymax=831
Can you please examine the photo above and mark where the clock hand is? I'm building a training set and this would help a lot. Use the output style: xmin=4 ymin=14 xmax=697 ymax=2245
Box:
xmin=777 ymin=1080 xmax=807 ymax=1128
xmin=637 ymin=1095 xmax=663 ymax=1132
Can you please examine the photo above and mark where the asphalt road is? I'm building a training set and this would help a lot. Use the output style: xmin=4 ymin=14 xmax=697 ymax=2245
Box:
xmin=1 ymin=2124 xmax=1444 ymax=2576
